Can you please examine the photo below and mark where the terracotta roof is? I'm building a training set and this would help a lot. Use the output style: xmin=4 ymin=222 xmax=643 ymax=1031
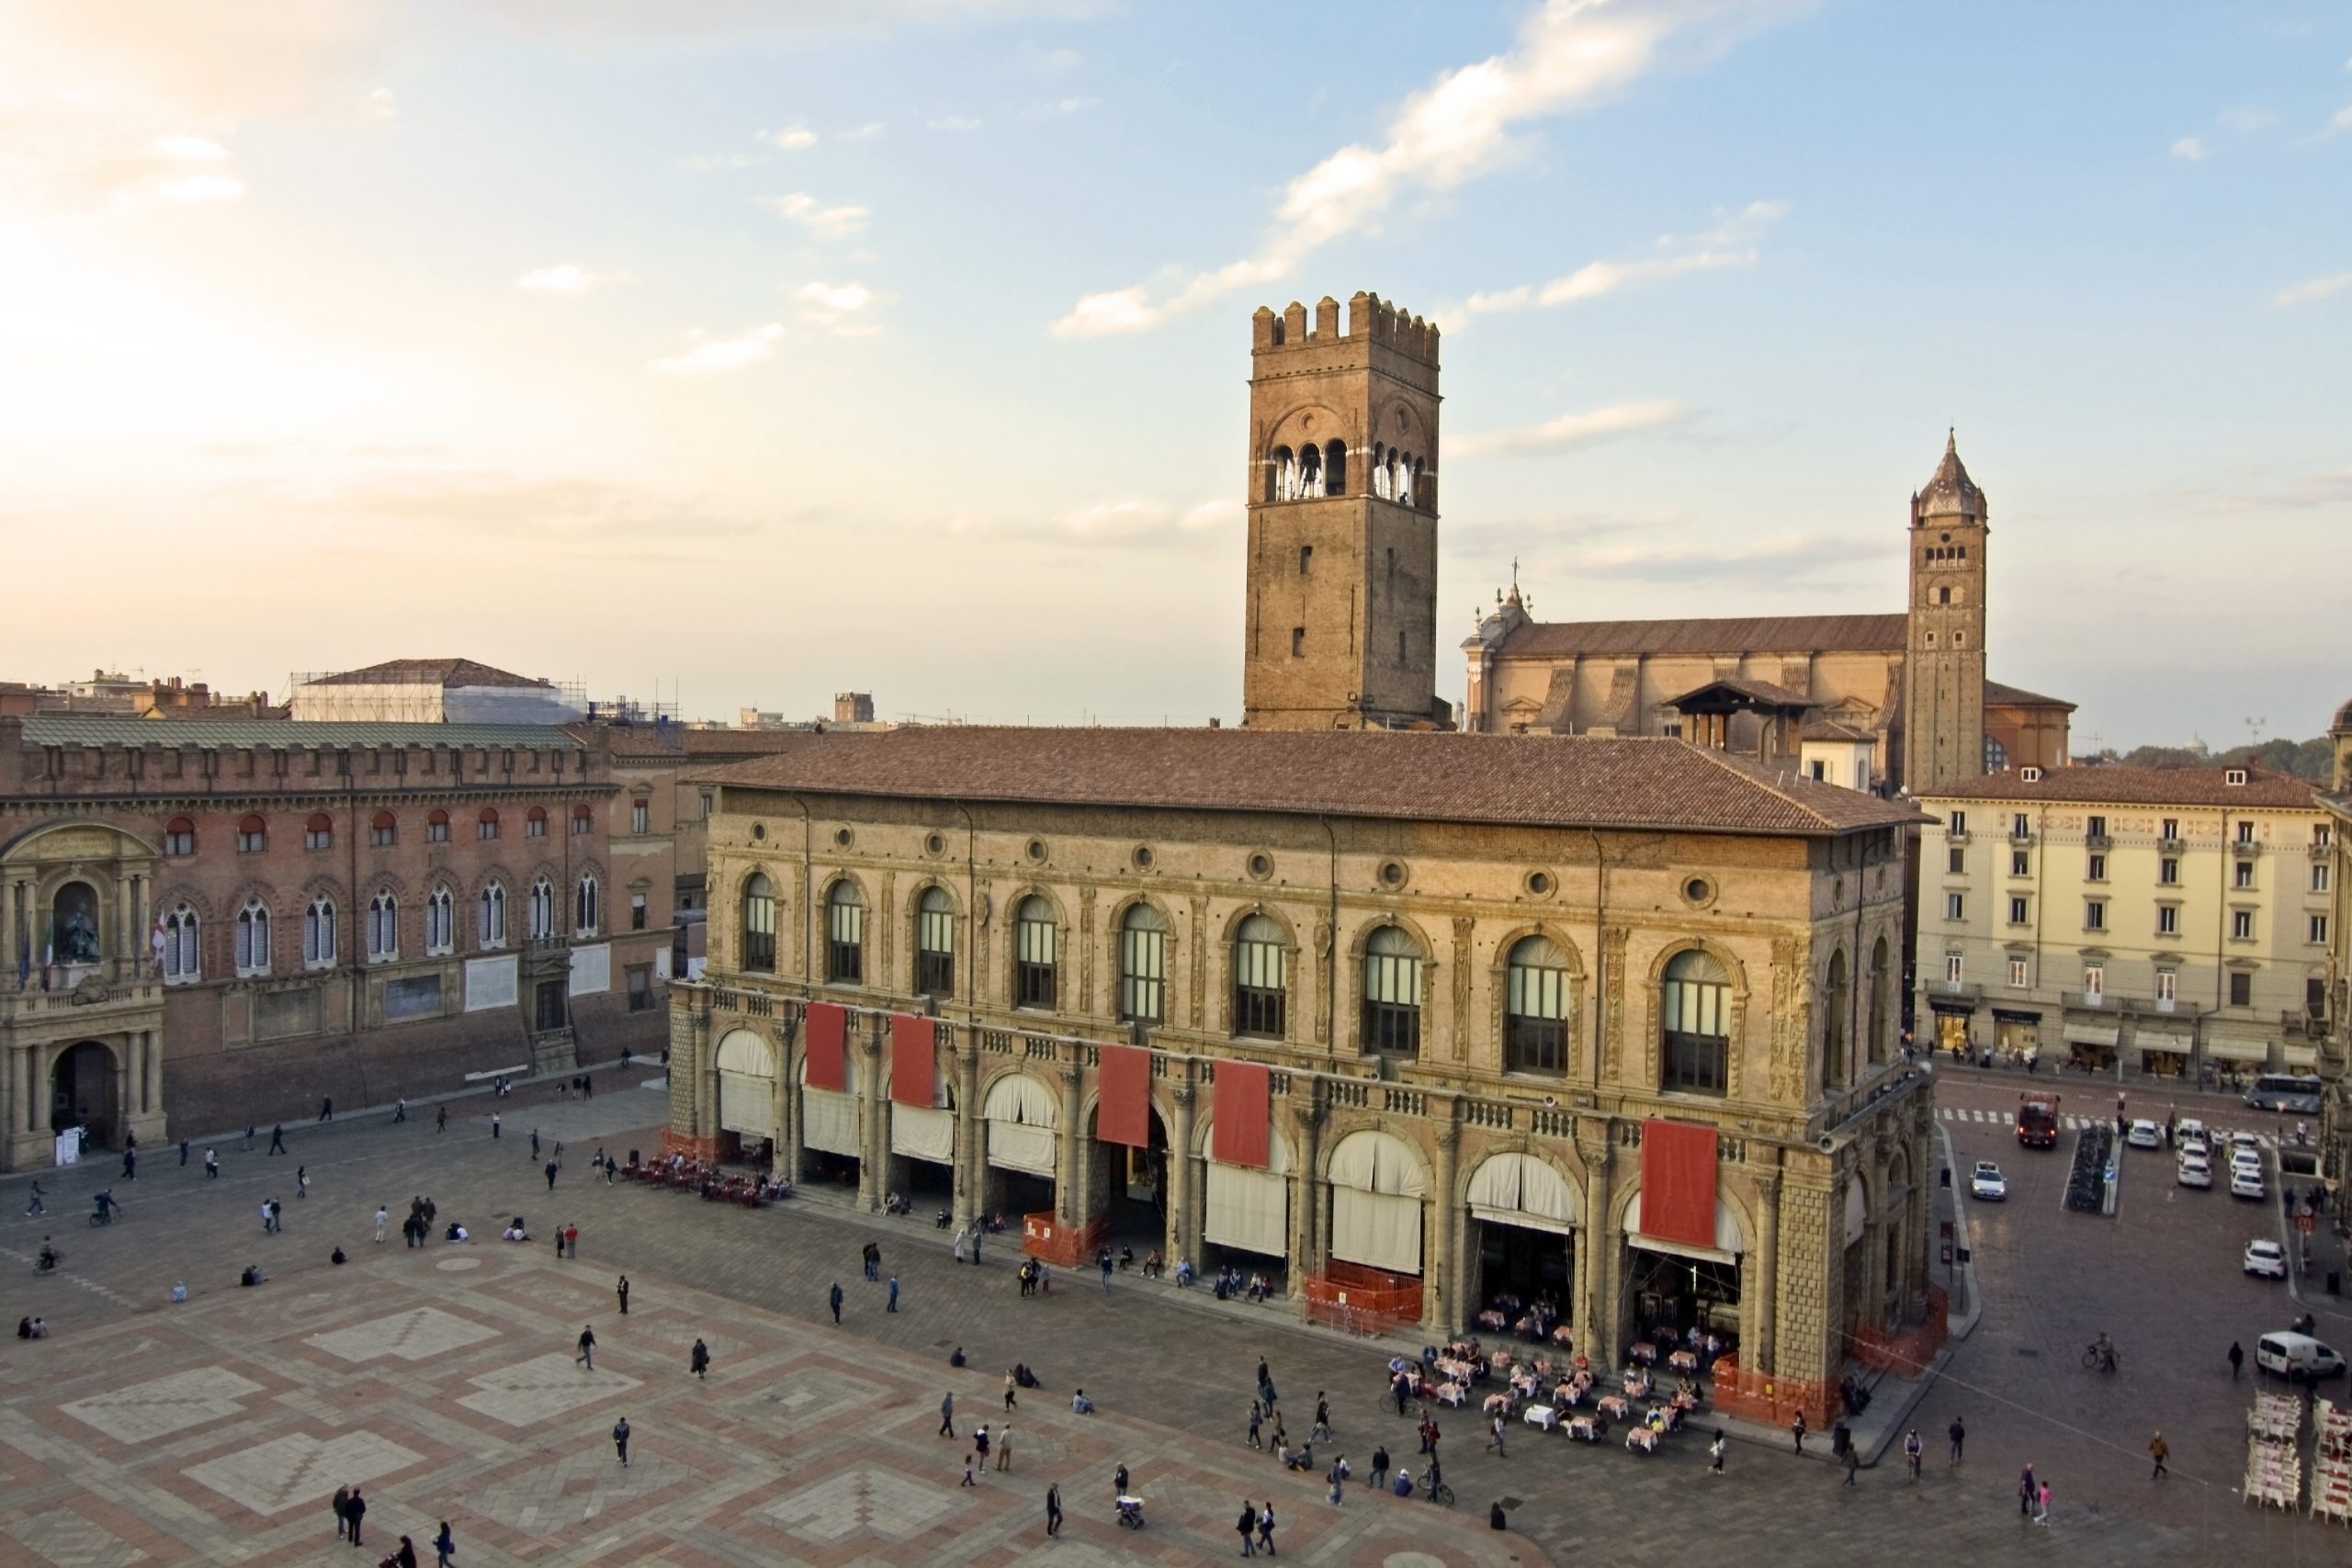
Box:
xmin=1984 ymin=680 xmax=2075 ymax=710
xmin=1495 ymin=613 xmax=1907 ymax=660
xmin=591 ymin=726 xmax=828 ymax=761
xmin=303 ymin=659 xmax=548 ymax=689
xmin=1800 ymin=718 xmax=1873 ymax=743
xmin=1666 ymin=676 xmax=1814 ymax=710
xmin=1914 ymin=431 xmax=1984 ymax=517
xmin=1920 ymin=764 xmax=2319 ymax=809
xmin=699 ymin=727 xmax=1926 ymax=837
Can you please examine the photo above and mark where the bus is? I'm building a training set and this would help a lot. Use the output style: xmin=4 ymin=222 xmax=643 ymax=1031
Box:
xmin=2244 ymin=1074 xmax=2322 ymax=1114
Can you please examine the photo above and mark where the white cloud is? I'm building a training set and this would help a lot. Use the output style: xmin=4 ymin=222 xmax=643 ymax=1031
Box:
xmin=2216 ymin=106 xmax=2274 ymax=132
xmin=2334 ymin=103 xmax=2352 ymax=131
xmin=1180 ymin=497 xmax=1240 ymax=529
xmin=2274 ymin=272 xmax=2351 ymax=307
xmin=770 ymin=124 xmax=818 ymax=150
xmin=1453 ymin=399 xmax=1692 ymax=457
xmin=1463 ymin=199 xmax=1781 ymax=316
xmin=947 ymin=493 xmax=1242 ymax=545
xmin=1035 ymin=46 xmax=1081 ymax=72
xmin=762 ymin=191 xmax=871 ymax=239
xmin=1051 ymin=0 xmax=1802 ymax=335
xmin=927 ymin=115 xmax=983 ymax=132
xmin=839 ymin=120 xmax=888 ymax=141
xmin=648 ymin=321 xmax=784 ymax=376
xmin=517 ymin=264 xmax=633 ymax=294
xmin=793 ymin=279 xmax=896 ymax=334
xmin=2170 ymin=135 xmax=2206 ymax=161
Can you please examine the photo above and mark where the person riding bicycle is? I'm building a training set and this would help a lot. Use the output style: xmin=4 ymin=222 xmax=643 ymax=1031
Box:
xmin=92 ymin=1189 xmax=119 ymax=1222
xmin=2089 ymin=1331 xmax=2116 ymax=1371
xmin=37 ymin=1239 xmax=59 ymax=1271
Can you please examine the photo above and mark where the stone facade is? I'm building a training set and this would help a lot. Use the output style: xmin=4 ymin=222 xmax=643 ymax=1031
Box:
xmin=662 ymin=730 xmax=1938 ymax=1426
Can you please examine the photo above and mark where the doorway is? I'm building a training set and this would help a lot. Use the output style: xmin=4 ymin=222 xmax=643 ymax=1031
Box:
xmin=51 ymin=1041 xmax=119 ymax=1145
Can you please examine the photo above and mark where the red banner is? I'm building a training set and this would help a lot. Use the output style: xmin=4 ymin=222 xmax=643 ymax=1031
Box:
xmin=889 ymin=1013 xmax=937 ymax=1107
xmin=1639 ymin=1119 xmax=1719 ymax=1250
xmin=804 ymin=1001 xmax=846 ymax=1091
xmin=1095 ymin=1043 xmax=1152 ymax=1148
xmin=1211 ymin=1060 xmax=1271 ymax=1168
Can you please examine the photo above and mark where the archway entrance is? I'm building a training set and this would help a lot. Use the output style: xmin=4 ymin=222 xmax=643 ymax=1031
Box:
xmin=1199 ymin=1115 xmax=1293 ymax=1293
xmin=981 ymin=1071 xmax=1058 ymax=1231
xmin=714 ymin=1029 xmax=775 ymax=1168
xmin=1621 ymin=1190 xmax=1746 ymax=1368
xmin=1466 ymin=1151 xmax=1577 ymax=1344
xmin=797 ymin=1054 xmax=862 ymax=1194
xmin=51 ymin=1041 xmax=119 ymax=1146
xmin=1085 ymin=1101 xmax=1168 ymax=1260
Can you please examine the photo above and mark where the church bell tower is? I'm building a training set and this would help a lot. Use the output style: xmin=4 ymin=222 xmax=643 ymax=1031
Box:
xmin=1901 ymin=432 xmax=1989 ymax=790
xmin=1240 ymin=292 xmax=1445 ymax=730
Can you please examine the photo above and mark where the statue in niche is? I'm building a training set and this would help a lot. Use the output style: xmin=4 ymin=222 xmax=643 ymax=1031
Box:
xmin=53 ymin=886 xmax=101 ymax=964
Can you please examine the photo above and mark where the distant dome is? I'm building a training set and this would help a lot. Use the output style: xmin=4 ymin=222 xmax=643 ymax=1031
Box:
xmin=1914 ymin=429 xmax=1984 ymax=521
xmin=2332 ymin=696 xmax=2352 ymax=735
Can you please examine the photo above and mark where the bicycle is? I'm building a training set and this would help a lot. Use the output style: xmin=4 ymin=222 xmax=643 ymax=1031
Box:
xmin=1420 ymin=1472 xmax=1455 ymax=1506
xmin=2080 ymin=1345 xmax=2119 ymax=1372
xmin=87 ymin=1208 xmax=119 ymax=1229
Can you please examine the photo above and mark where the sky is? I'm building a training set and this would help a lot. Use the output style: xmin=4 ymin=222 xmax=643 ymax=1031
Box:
xmin=1 ymin=1 xmax=2346 ymax=749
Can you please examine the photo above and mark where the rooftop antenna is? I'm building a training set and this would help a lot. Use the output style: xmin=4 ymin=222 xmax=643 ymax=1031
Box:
xmin=2244 ymin=716 xmax=2267 ymax=748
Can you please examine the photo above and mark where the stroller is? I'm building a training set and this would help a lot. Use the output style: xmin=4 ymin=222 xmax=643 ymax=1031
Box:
xmin=1115 ymin=1495 xmax=1146 ymax=1529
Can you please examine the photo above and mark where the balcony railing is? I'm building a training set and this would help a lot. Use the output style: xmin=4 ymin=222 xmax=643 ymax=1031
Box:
xmin=2312 ymin=840 xmax=2335 ymax=861
xmin=2157 ymin=838 xmax=2186 ymax=854
xmin=2086 ymin=833 xmax=2113 ymax=851
xmin=2233 ymin=840 xmax=2262 ymax=858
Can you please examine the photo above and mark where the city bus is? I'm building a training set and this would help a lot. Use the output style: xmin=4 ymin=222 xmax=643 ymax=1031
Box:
xmin=2244 ymin=1074 xmax=2322 ymax=1114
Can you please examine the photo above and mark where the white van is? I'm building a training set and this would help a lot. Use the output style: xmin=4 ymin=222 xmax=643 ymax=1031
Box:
xmin=2255 ymin=1332 xmax=2346 ymax=1382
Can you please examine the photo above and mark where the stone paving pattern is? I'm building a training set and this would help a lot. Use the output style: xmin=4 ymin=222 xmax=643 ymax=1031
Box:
xmin=0 ymin=1066 xmax=2321 ymax=1564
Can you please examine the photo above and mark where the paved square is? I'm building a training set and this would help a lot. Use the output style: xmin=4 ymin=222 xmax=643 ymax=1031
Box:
xmin=183 ymin=1430 xmax=424 ymax=1515
xmin=304 ymin=1306 xmax=501 ymax=1364
xmin=5 ymin=1510 xmax=146 ymax=1568
xmin=458 ymin=1353 xmax=641 ymax=1427
xmin=62 ymin=1367 xmax=266 ymax=1443
xmin=762 ymin=1462 xmax=967 ymax=1542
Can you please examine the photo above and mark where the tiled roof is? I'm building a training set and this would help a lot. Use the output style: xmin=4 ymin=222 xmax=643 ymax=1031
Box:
xmin=700 ymin=727 xmax=1926 ymax=837
xmin=17 ymin=716 xmax=583 ymax=750
xmin=1914 ymin=431 xmax=1984 ymax=516
xmin=1984 ymin=680 xmax=2075 ymax=710
xmin=594 ymin=727 xmax=824 ymax=761
xmin=1666 ymin=676 xmax=1814 ymax=710
xmin=1495 ymin=613 xmax=1908 ymax=660
xmin=1921 ymin=764 xmax=2320 ymax=809
xmin=1800 ymin=718 xmax=1873 ymax=743
xmin=301 ymin=658 xmax=548 ymax=689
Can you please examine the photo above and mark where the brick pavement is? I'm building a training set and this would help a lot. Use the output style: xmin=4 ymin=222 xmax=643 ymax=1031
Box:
xmin=0 ymin=1066 xmax=2291 ymax=1565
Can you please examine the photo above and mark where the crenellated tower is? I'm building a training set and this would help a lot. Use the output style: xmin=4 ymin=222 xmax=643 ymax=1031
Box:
xmin=1240 ymin=292 xmax=1447 ymax=730
xmin=1901 ymin=431 xmax=1989 ymax=790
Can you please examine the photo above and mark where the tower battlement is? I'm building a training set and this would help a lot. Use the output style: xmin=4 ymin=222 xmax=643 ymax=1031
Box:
xmin=1251 ymin=292 xmax=1440 ymax=370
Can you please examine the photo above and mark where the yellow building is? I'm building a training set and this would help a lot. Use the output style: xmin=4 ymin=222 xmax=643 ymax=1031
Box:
xmin=1915 ymin=763 xmax=2334 ymax=1080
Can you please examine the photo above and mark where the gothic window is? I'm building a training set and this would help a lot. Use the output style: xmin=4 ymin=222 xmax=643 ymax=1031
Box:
xmin=1269 ymin=445 xmax=1296 ymax=502
xmin=1409 ymin=455 xmax=1424 ymax=507
xmin=916 ymin=886 xmax=955 ymax=997
xmin=741 ymin=873 xmax=776 ymax=972
xmin=1233 ymin=915 xmax=1286 ymax=1038
xmin=1299 ymin=442 xmax=1323 ymax=498
xmin=1324 ymin=438 xmax=1347 ymax=496
xmin=1373 ymin=449 xmax=1393 ymax=500
xmin=369 ymin=810 xmax=397 ymax=847
xmin=368 ymin=891 xmax=398 ymax=962
xmin=1118 ymin=903 xmax=1167 ymax=1024
xmin=575 ymin=874 xmax=599 ymax=935
xmin=303 ymin=896 xmax=336 ymax=968
xmin=826 ymin=880 xmax=865 ymax=983
xmin=426 ymin=886 xmax=454 ymax=954
xmin=1868 ymin=937 xmax=1890 ymax=1065
xmin=426 ymin=809 xmax=450 ymax=843
xmin=1362 ymin=924 xmax=1422 ymax=1056
xmin=478 ymin=882 xmax=506 ymax=948
xmin=1013 ymin=895 xmax=1057 ymax=1010
xmin=1504 ymin=935 xmax=1570 ymax=1075
xmin=235 ymin=899 xmax=271 ymax=976
xmin=304 ymin=811 xmax=333 ymax=852
xmin=1824 ymin=948 xmax=1850 ymax=1085
xmin=163 ymin=904 xmax=200 ymax=983
xmin=1660 ymin=949 xmax=1730 ymax=1096
xmin=528 ymin=876 xmax=555 ymax=940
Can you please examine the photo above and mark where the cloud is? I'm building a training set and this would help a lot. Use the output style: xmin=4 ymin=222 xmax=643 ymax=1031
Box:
xmin=927 ymin=115 xmax=984 ymax=132
xmin=1032 ymin=45 xmax=1081 ymax=72
xmin=947 ymin=494 xmax=1241 ymax=546
xmin=679 ymin=151 xmax=763 ymax=170
xmin=2170 ymin=135 xmax=2206 ymax=161
xmin=309 ymin=470 xmax=763 ymax=547
xmin=838 ymin=120 xmax=888 ymax=140
xmin=762 ymin=191 xmax=871 ymax=239
xmin=1453 ymin=399 xmax=1693 ymax=457
xmin=516 ymin=263 xmax=633 ymax=294
xmin=1459 ymin=202 xmax=1785 ymax=317
xmin=2273 ymin=272 xmax=2350 ymax=307
xmin=770 ymin=124 xmax=818 ymax=150
xmin=792 ymin=279 xmax=896 ymax=334
xmin=648 ymin=321 xmax=784 ymax=376
xmin=2216 ymin=106 xmax=2275 ymax=132
xmin=1573 ymin=531 xmax=1890 ymax=584
xmin=1049 ymin=0 xmax=1802 ymax=335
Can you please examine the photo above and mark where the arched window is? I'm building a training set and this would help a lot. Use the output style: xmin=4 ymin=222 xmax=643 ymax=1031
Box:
xmin=741 ymin=873 xmax=776 ymax=972
xmin=1119 ymin=903 xmax=1167 ymax=1023
xmin=1013 ymin=895 xmax=1057 ymax=1010
xmin=425 ymin=809 xmax=450 ymax=843
xmin=426 ymin=886 xmax=454 ymax=954
xmin=1661 ymin=950 xmax=1731 ymax=1095
xmin=1409 ymin=456 xmax=1424 ymax=507
xmin=1233 ymin=914 xmax=1287 ymax=1038
xmin=477 ymin=807 xmax=500 ymax=841
xmin=1372 ymin=448 xmax=1393 ymax=500
xmin=1270 ymin=445 xmax=1296 ymax=502
xmin=1825 ymin=948 xmax=1850 ymax=1086
xmin=1324 ymin=438 xmax=1347 ymax=496
xmin=826 ymin=881 xmax=865 ymax=983
xmin=303 ymin=896 xmax=336 ymax=968
xmin=526 ymin=806 xmax=548 ymax=839
xmin=369 ymin=809 xmax=397 ymax=848
xmin=1984 ymin=735 xmax=2007 ymax=773
xmin=164 ymin=816 xmax=196 ymax=857
xmin=304 ymin=811 xmax=334 ymax=852
xmin=237 ymin=814 xmax=266 ymax=853
xmin=915 ymin=886 xmax=954 ymax=997
xmin=235 ymin=899 xmax=270 ymax=975
xmin=368 ymin=891 xmax=398 ymax=962
xmin=575 ymin=874 xmax=599 ymax=935
xmin=1299 ymin=442 xmax=1323 ymax=498
xmin=478 ymin=882 xmax=506 ymax=948
xmin=1505 ymin=935 xmax=1570 ymax=1075
xmin=1362 ymin=925 xmax=1422 ymax=1055
xmin=1868 ymin=937 xmax=1889 ymax=1066
xmin=528 ymin=876 xmax=555 ymax=940
xmin=162 ymin=904 xmax=200 ymax=983
xmin=571 ymin=804 xmax=593 ymax=836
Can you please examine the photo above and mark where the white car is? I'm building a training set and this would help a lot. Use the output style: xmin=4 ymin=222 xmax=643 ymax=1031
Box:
xmin=2232 ymin=1130 xmax=2263 ymax=1154
xmin=2177 ymin=1117 xmax=2207 ymax=1145
xmin=2177 ymin=1136 xmax=2210 ymax=1162
xmin=2245 ymin=1239 xmax=2289 ymax=1279
xmin=1970 ymin=1161 xmax=2007 ymax=1201
xmin=2232 ymin=1148 xmax=2266 ymax=1176
xmin=2126 ymin=1119 xmax=2164 ymax=1149
xmin=2232 ymin=1168 xmax=2267 ymax=1201
xmin=2177 ymin=1155 xmax=2212 ymax=1189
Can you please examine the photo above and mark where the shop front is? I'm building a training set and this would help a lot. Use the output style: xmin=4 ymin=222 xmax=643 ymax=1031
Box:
xmin=714 ymin=1027 xmax=777 ymax=1166
xmin=1991 ymin=1008 xmax=2041 ymax=1066
xmin=1465 ymin=1151 xmax=1577 ymax=1342
xmin=981 ymin=1070 xmax=1059 ymax=1224
xmin=2063 ymin=1019 xmax=2118 ymax=1072
xmin=2199 ymin=1032 xmax=2270 ymax=1091
xmin=1928 ymin=998 xmax=1973 ymax=1055
xmin=2133 ymin=1025 xmax=2190 ymax=1079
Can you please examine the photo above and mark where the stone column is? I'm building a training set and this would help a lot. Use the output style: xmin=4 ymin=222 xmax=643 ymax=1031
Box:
xmin=1430 ymin=1114 xmax=1461 ymax=1332
xmin=772 ymin=1018 xmax=796 ymax=1182
xmin=1056 ymin=1060 xmax=1084 ymax=1226
xmin=1752 ymin=1163 xmax=1781 ymax=1377
xmin=954 ymin=1031 xmax=982 ymax=1232
xmin=1167 ymin=1076 xmax=1197 ymax=1270
xmin=857 ymin=1023 xmax=885 ymax=1211
xmin=1577 ymin=1125 xmax=1612 ymax=1364
xmin=1289 ymin=1097 xmax=1325 ymax=1292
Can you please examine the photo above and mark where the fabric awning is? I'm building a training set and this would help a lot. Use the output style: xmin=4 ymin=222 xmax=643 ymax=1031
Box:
xmin=1096 ymin=1043 xmax=1151 ymax=1147
xmin=890 ymin=1103 xmax=955 ymax=1163
xmin=1639 ymin=1120 xmax=1719 ymax=1252
xmin=2282 ymin=1043 xmax=2318 ymax=1069
xmin=805 ymin=1001 xmax=847 ymax=1091
xmin=984 ymin=1070 xmax=1058 ymax=1175
xmin=1328 ymin=1129 xmax=1426 ymax=1275
xmin=799 ymin=1050 xmax=860 ymax=1156
xmin=1204 ymin=1117 xmax=1293 ymax=1258
xmin=2133 ymin=1030 xmax=2190 ymax=1055
xmin=1466 ymin=1151 xmax=1578 ymax=1235
xmin=2063 ymin=1022 xmax=2120 ymax=1047
xmin=1211 ymin=1061 xmax=1272 ymax=1168
xmin=890 ymin=1013 xmax=940 ymax=1107
xmin=719 ymin=1072 xmax=772 ymax=1135
xmin=1631 ymin=1197 xmax=1745 ymax=1265
xmin=2203 ymin=1035 xmax=2269 ymax=1062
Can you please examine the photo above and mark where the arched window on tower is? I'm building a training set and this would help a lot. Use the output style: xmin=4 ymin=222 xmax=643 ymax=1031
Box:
xmin=1269 ymin=445 xmax=1296 ymax=502
xmin=574 ymin=874 xmax=599 ymax=936
xmin=235 ymin=899 xmax=271 ymax=976
xmin=1409 ymin=456 xmax=1424 ymax=508
xmin=425 ymin=886 xmax=454 ymax=954
xmin=1013 ymin=895 xmax=1057 ymax=1010
xmin=1324 ymin=439 xmax=1347 ymax=496
xmin=478 ymin=882 xmax=506 ymax=948
xmin=1299 ymin=443 xmax=1323 ymax=498
xmin=163 ymin=904 xmax=200 ymax=983
xmin=303 ymin=896 xmax=337 ymax=968
xmin=527 ymin=876 xmax=555 ymax=939
xmin=1372 ymin=450 xmax=1392 ymax=500
xmin=368 ymin=891 xmax=398 ymax=962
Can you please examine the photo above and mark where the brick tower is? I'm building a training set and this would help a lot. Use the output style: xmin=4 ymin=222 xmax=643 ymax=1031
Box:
xmin=1901 ymin=431 xmax=1989 ymax=790
xmin=1240 ymin=292 xmax=1446 ymax=730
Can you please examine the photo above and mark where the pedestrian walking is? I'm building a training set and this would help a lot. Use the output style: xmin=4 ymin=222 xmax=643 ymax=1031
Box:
xmin=616 ymin=1275 xmax=630 ymax=1314
xmin=1327 ymin=1458 xmax=1344 ymax=1506
xmin=244 ymin=1124 xmax=256 ymax=1149
xmin=690 ymin=1337 xmax=710 ymax=1379
xmin=2035 ymin=1480 xmax=2051 ymax=1525
xmin=1487 ymin=1412 xmax=1507 ymax=1457
xmin=939 ymin=1392 xmax=956 ymax=1438
xmin=1709 ymin=1429 xmax=1726 ymax=1474
xmin=829 ymin=1281 xmax=843 ymax=1325
xmin=1419 ymin=1411 xmax=1438 ymax=1456
xmin=1792 ymin=1409 xmax=1807 ymax=1455
xmin=491 ymin=1113 xmax=501 ymax=1139
xmin=1045 ymin=1483 xmax=1062 ymax=1537
xmin=433 ymin=1522 xmax=455 ymax=1567
xmin=996 ymin=1424 xmax=1012 ymax=1471
xmin=179 ymin=1138 xmax=189 ymax=1167
xmin=576 ymin=1325 xmax=596 ymax=1371
xmin=961 ymin=1454 xmax=977 ymax=1487
xmin=260 ymin=1200 xmax=273 ymax=1234
xmin=2148 ymin=1431 xmax=2168 ymax=1480
xmin=121 ymin=1146 xmax=135 ymax=1179
xmin=435 ymin=1106 xmax=447 ymax=1134
xmin=546 ymin=1161 xmax=559 ymax=1191
xmin=582 ymin=1074 xmax=593 ymax=1099
xmin=319 ymin=1097 xmax=334 ymax=1122
xmin=1249 ymin=1401 xmax=1263 ymax=1448
xmin=1005 ymin=1371 xmax=1018 ymax=1410
xmin=334 ymin=1484 xmax=351 ymax=1540
xmin=564 ymin=1223 xmax=578 ymax=1258
xmin=1101 ymin=1250 xmax=1114 ymax=1291
xmin=1236 ymin=1499 xmax=1258 ymax=1557
xmin=1840 ymin=1446 xmax=1859 ymax=1487
xmin=2228 ymin=1340 xmax=2245 ymax=1379
xmin=392 ymin=1099 xmax=407 ymax=1123
xmin=1370 ymin=1444 xmax=1389 ymax=1486
xmin=296 ymin=1166 xmax=309 ymax=1199
xmin=975 ymin=1424 xmax=991 ymax=1467
xmin=612 ymin=1416 xmax=630 ymax=1466
xmin=888 ymin=1274 xmax=899 ymax=1312
xmin=345 ymin=1486 xmax=366 ymax=1547
xmin=2018 ymin=1464 xmax=2037 ymax=1517
xmin=268 ymin=1123 xmax=287 ymax=1155
xmin=1257 ymin=1500 xmax=1277 ymax=1554
xmin=1905 ymin=1429 xmax=1923 ymax=1480
xmin=1949 ymin=1415 xmax=1965 ymax=1463
xmin=204 ymin=1148 xmax=218 ymax=1179
xmin=531 ymin=1129 xmax=541 ymax=1159
xmin=374 ymin=1206 xmax=389 ymax=1244
xmin=1114 ymin=1463 xmax=1128 ymax=1498
xmin=25 ymin=1179 xmax=42 ymax=1216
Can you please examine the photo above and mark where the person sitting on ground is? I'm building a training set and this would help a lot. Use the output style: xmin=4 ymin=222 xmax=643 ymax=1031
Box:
xmin=445 ymin=1222 xmax=469 ymax=1243
xmin=1392 ymin=1467 xmax=1414 ymax=1497
xmin=949 ymin=1346 xmax=967 ymax=1368
xmin=169 ymin=1281 xmax=187 ymax=1303
xmin=1118 ymin=1245 xmax=1135 ymax=1271
xmin=1014 ymin=1362 xmax=1039 ymax=1388
xmin=503 ymin=1224 xmax=528 ymax=1242
xmin=37 ymin=1240 xmax=58 ymax=1271
xmin=1071 ymin=1388 xmax=1094 ymax=1415
xmin=27 ymin=1317 xmax=48 ymax=1338
xmin=239 ymin=1265 xmax=264 ymax=1287
xmin=330 ymin=1247 xmax=347 ymax=1266
xmin=15 ymin=1316 xmax=28 ymax=1340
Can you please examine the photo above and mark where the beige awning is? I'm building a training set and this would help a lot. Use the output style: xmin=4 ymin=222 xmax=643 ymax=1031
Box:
xmin=2133 ymin=1030 xmax=2191 ymax=1055
xmin=2063 ymin=1022 xmax=2120 ymax=1047
xmin=2203 ymin=1035 xmax=2269 ymax=1063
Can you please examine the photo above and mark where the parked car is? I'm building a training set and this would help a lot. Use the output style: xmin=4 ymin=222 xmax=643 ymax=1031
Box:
xmin=2232 ymin=1147 xmax=2266 ymax=1175
xmin=2177 ymin=1136 xmax=2210 ymax=1162
xmin=1970 ymin=1161 xmax=2007 ymax=1201
xmin=2255 ymin=1332 xmax=2346 ymax=1382
xmin=2176 ymin=1117 xmax=2207 ymax=1145
xmin=2231 ymin=1167 xmax=2267 ymax=1201
xmin=2177 ymin=1155 xmax=2212 ymax=1189
xmin=2232 ymin=1130 xmax=2264 ymax=1154
xmin=2245 ymin=1239 xmax=2289 ymax=1279
xmin=2126 ymin=1119 xmax=2164 ymax=1149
